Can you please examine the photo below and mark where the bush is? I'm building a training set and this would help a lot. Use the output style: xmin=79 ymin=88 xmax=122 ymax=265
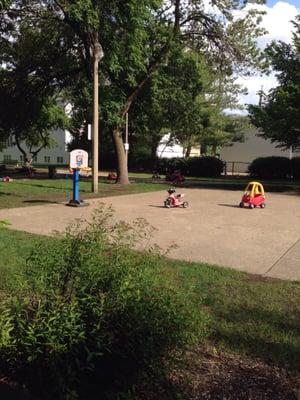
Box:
xmin=248 ymin=156 xmax=291 ymax=179
xmin=184 ymin=157 xmax=224 ymax=177
xmin=0 ymin=207 xmax=208 ymax=399
xmin=155 ymin=157 xmax=224 ymax=177
xmin=291 ymin=157 xmax=300 ymax=179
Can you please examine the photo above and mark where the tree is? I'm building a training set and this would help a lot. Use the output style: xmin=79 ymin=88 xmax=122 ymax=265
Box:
xmin=248 ymin=17 xmax=300 ymax=150
xmin=129 ymin=48 xmax=249 ymax=162
xmin=2 ymin=0 xmax=266 ymax=182
xmin=0 ymin=3 xmax=77 ymax=164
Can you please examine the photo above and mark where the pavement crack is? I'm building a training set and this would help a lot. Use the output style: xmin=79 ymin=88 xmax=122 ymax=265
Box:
xmin=263 ymin=237 xmax=300 ymax=276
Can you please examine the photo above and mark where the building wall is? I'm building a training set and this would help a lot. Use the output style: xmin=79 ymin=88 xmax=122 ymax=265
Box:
xmin=220 ymin=128 xmax=299 ymax=173
xmin=0 ymin=128 xmax=70 ymax=165
xmin=157 ymin=134 xmax=200 ymax=158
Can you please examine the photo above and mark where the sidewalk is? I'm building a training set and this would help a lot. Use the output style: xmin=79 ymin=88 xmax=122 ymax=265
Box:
xmin=0 ymin=188 xmax=299 ymax=281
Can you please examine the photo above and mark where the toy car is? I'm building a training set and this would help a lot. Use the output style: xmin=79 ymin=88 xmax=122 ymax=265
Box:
xmin=164 ymin=188 xmax=189 ymax=208
xmin=239 ymin=181 xmax=266 ymax=209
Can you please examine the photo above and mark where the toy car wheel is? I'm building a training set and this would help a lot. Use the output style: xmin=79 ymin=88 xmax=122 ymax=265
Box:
xmin=164 ymin=199 xmax=172 ymax=208
xmin=239 ymin=202 xmax=244 ymax=208
xmin=183 ymin=201 xmax=189 ymax=208
xmin=249 ymin=204 xmax=255 ymax=209
xmin=260 ymin=203 xmax=266 ymax=208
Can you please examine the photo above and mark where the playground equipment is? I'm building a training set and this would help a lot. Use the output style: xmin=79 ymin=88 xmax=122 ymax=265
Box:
xmin=239 ymin=181 xmax=266 ymax=209
xmin=67 ymin=149 xmax=89 ymax=207
xmin=164 ymin=188 xmax=189 ymax=208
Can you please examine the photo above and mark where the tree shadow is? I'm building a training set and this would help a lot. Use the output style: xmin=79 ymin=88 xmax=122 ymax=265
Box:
xmin=22 ymin=200 xmax=60 ymax=205
xmin=0 ymin=382 xmax=37 ymax=400
xmin=0 ymin=192 xmax=12 ymax=196
xmin=209 ymin=302 xmax=300 ymax=371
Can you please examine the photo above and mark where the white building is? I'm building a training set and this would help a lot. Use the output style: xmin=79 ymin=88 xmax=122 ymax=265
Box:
xmin=0 ymin=128 xmax=71 ymax=165
xmin=157 ymin=134 xmax=200 ymax=158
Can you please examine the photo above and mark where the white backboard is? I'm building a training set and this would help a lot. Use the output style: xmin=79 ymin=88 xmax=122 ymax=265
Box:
xmin=70 ymin=149 xmax=88 ymax=169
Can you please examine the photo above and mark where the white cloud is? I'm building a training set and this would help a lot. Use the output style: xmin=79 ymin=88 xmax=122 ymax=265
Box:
xmin=234 ymin=1 xmax=299 ymax=110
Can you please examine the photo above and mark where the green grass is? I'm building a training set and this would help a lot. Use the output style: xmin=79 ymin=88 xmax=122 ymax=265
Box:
xmin=171 ymin=260 xmax=300 ymax=371
xmin=0 ymin=173 xmax=299 ymax=210
xmin=0 ymin=178 xmax=169 ymax=209
xmin=1 ymin=227 xmax=299 ymax=372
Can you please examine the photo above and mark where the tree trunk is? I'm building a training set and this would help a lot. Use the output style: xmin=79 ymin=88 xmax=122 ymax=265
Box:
xmin=212 ymin=145 xmax=217 ymax=156
xmin=113 ymin=127 xmax=130 ymax=184
xmin=185 ymin=145 xmax=192 ymax=158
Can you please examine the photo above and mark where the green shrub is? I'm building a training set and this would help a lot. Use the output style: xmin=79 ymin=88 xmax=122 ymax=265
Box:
xmin=248 ymin=156 xmax=291 ymax=179
xmin=184 ymin=157 xmax=224 ymax=177
xmin=156 ymin=156 xmax=224 ymax=177
xmin=0 ymin=207 xmax=208 ymax=399
xmin=291 ymin=157 xmax=300 ymax=179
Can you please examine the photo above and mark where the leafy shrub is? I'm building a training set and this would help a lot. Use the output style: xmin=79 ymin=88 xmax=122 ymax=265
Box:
xmin=184 ymin=157 xmax=224 ymax=177
xmin=0 ymin=207 xmax=208 ymax=399
xmin=248 ymin=156 xmax=291 ymax=179
xmin=291 ymin=157 xmax=300 ymax=179
xmin=155 ymin=156 xmax=224 ymax=177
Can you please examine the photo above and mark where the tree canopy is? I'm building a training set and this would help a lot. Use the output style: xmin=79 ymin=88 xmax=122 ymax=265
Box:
xmin=1 ymin=0 xmax=267 ymax=179
xmin=248 ymin=16 xmax=300 ymax=151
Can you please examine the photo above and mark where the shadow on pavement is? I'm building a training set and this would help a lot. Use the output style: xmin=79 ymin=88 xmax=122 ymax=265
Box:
xmin=218 ymin=204 xmax=241 ymax=208
xmin=22 ymin=200 xmax=59 ymax=205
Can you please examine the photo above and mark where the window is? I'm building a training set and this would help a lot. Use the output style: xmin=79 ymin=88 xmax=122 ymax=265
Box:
xmin=20 ymin=155 xmax=24 ymax=162
xmin=33 ymin=156 xmax=37 ymax=162
xmin=57 ymin=156 xmax=63 ymax=163
xmin=44 ymin=156 xmax=51 ymax=163
xmin=6 ymin=136 xmax=14 ymax=147
xmin=3 ymin=155 xmax=12 ymax=162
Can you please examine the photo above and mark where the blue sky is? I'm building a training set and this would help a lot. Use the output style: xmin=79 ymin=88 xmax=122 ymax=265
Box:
xmin=267 ymin=0 xmax=300 ymax=7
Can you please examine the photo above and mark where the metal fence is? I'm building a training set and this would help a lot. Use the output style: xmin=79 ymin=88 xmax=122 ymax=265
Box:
xmin=224 ymin=161 xmax=250 ymax=176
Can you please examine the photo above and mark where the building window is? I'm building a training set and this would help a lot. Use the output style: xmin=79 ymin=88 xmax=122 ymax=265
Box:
xmin=57 ymin=156 xmax=63 ymax=163
xmin=3 ymin=155 xmax=12 ymax=162
xmin=44 ymin=156 xmax=51 ymax=163
xmin=20 ymin=155 xmax=24 ymax=162
xmin=33 ymin=156 xmax=37 ymax=162
xmin=7 ymin=136 xmax=14 ymax=147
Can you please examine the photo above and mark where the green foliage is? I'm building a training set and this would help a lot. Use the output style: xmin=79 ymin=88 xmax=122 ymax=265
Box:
xmin=156 ymin=157 xmax=224 ymax=177
xmin=291 ymin=157 xmax=300 ymax=180
xmin=248 ymin=17 xmax=300 ymax=150
xmin=185 ymin=157 xmax=225 ymax=178
xmin=248 ymin=157 xmax=291 ymax=179
xmin=0 ymin=207 xmax=208 ymax=399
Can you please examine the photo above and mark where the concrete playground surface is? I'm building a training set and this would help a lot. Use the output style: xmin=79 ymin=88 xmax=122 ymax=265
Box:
xmin=0 ymin=188 xmax=299 ymax=281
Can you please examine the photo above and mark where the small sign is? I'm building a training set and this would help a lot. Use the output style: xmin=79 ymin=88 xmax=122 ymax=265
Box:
xmin=70 ymin=149 xmax=88 ymax=169
xmin=124 ymin=143 xmax=129 ymax=151
xmin=88 ymin=124 xmax=92 ymax=141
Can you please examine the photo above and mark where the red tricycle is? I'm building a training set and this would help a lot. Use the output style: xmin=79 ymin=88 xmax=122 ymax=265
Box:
xmin=164 ymin=188 xmax=189 ymax=208
xmin=239 ymin=181 xmax=266 ymax=209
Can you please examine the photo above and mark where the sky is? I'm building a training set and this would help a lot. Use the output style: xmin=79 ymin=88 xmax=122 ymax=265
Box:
xmin=234 ymin=0 xmax=299 ymax=111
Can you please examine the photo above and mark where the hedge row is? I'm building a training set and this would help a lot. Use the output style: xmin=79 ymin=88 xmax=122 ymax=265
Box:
xmin=248 ymin=156 xmax=300 ymax=179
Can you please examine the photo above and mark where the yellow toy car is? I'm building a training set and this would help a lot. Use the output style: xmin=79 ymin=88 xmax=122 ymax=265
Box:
xmin=239 ymin=181 xmax=266 ymax=209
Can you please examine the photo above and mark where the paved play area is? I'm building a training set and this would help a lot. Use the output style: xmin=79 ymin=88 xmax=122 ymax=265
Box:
xmin=0 ymin=188 xmax=299 ymax=281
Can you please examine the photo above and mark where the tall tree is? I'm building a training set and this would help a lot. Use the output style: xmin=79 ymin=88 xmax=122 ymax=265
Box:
xmin=248 ymin=16 xmax=300 ymax=150
xmin=2 ymin=0 xmax=266 ymax=182
xmin=0 ymin=3 xmax=77 ymax=163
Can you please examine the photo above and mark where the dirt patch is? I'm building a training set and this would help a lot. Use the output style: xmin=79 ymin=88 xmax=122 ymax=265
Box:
xmin=141 ymin=345 xmax=299 ymax=400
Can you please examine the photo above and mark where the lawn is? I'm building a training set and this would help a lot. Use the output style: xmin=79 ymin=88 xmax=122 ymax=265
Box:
xmin=0 ymin=177 xmax=169 ymax=209
xmin=0 ymin=174 xmax=299 ymax=209
xmin=1 ymin=226 xmax=299 ymax=372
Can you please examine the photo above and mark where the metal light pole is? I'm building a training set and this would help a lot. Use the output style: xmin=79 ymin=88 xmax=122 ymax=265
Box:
xmin=92 ymin=43 xmax=103 ymax=193
xmin=125 ymin=112 xmax=129 ymax=165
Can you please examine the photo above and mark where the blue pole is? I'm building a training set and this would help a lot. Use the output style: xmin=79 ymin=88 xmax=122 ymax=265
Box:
xmin=73 ymin=169 xmax=80 ymax=202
